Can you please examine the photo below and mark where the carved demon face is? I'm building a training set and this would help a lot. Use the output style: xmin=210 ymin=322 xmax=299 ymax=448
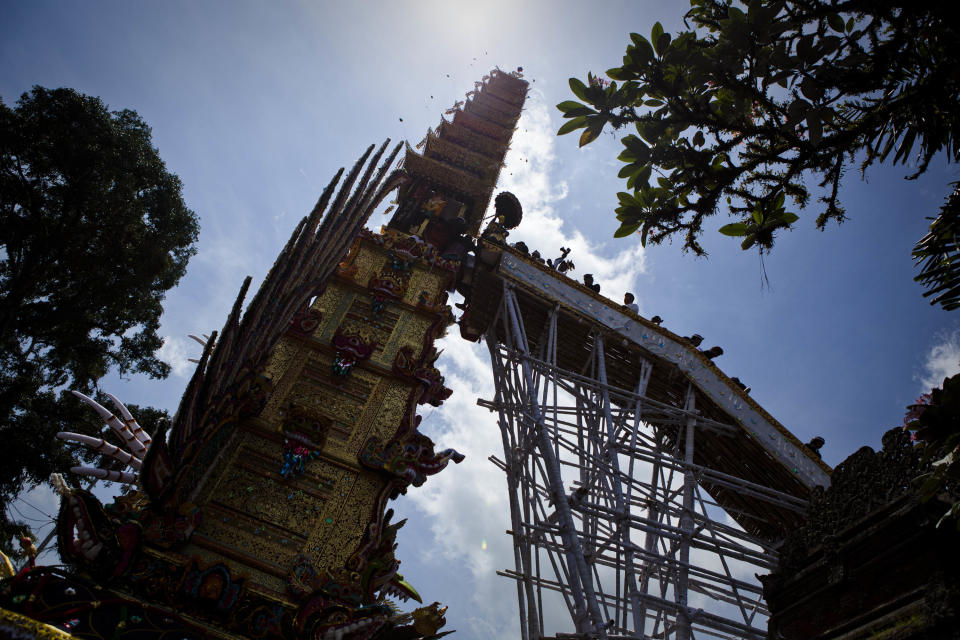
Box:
xmin=280 ymin=405 xmax=328 ymax=478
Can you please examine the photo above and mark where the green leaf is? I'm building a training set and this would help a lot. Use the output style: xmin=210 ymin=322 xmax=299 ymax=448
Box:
xmin=606 ymin=67 xmax=630 ymax=81
xmin=846 ymin=17 xmax=855 ymax=32
xmin=557 ymin=117 xmax=587 ymax=136
xmin=557 ymin=101 xmax=586 ymax=113
xmin=563 ymin=107 xmax=599 ymax=118
xmin=636 ymin=119 xmax=667 ymax=144
xmin=781 ymin=212 xmax=799 ymax=224
xmin=655 ymin=32 xmax=671 ymax=56
xmin=827 ymin=13 xmax=845 ymax=33
xmin=635 ymin=165 xmax=652 ymax=188
xmin=631 ymin=43 xmax=654 ymax=67
xmin=651 ymin=22 xmax=664 ymax=47
xmin=741 ymin=236 xmax=756 ymax=250
xmin=752 ymin=209 xmax=763 ymax=224
xmin=614 ymin=221 xmax=641 ymax=237
xmin=579 ymin=125 xmax=601 ymax=147
xmin=569 ymin=78 xmax=589 ymax=101
xmin=719 ymin=223 xmax=750 ymax=236
xmin=773 ymin=192 xmax=785 ymax=210
xmin=622 ymin=135 xmax=651 ymax=163
xmin=692 ymin=131 xmax=705 ymax=147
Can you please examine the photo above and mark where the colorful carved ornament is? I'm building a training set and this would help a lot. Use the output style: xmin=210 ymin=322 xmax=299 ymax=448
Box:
xmin=359 ymin=432 xmax=464 ymax=491
xmin=279 ymin=404 xmax=327 ymax=478
xmin=331 ymin=327 xmax=376 ymax=380
xmin=393 ymin=346 xmax=453 ymax=407
xmin=288 ymin=306 xmax=323 ymax=338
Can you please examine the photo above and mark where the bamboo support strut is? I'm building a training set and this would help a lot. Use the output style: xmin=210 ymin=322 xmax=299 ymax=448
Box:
xmin=486 ymin=282 xmax=776 ymax=640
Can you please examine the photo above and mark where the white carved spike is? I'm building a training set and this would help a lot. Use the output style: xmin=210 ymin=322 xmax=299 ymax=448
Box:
xmin=56 ymin=432 xmax=141 ymax=470
xmin=70 ymin=390 xmax=147 ymax=455
xmin=50 ymin=473 xmax=69 ymax=496
xmin=105 ymin=393 xmax=152 ymax=448
xmin=70 ymin=466 xmax=137 ymax=484
xmin=188 ymin=334 xmax=207 ymax=346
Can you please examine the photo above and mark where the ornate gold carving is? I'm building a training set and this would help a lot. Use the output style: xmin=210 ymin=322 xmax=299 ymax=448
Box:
xmin=396 ymin=315 xmax=436 ymax=362
xmin=348 ymin=245 xmax=385 ymax=286
xmin=350 ymin=381 xmax=412 ymax=450
xmin=0 ymin=608 xmax=75 ymax=639
xmin=304 ymin=471 xmax=387 ymax=575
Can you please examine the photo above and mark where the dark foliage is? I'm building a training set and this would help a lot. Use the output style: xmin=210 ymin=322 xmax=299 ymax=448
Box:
xmin=0 ymin=87 xmax=197 ymax=559
xmin=905 ymin=373 xmax=960 ymax=528
xmin=557 ymin=0 xmax=959 ymax=300
xmin=913 ymin=183 xmax=960 ymax=310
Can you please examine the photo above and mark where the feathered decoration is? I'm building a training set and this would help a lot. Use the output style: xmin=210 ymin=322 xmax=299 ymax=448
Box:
xmin=62 ymin=141 xmax=405 ymax=508
xmin=57 ymin=392 xmax=152 ymax=485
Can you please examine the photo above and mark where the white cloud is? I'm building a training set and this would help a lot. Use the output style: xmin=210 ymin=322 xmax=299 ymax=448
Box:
xmin=496 ymin=89 xmax=647 ymax=306
xmin=405 ymin=337 xmax=520 ymax=637
xmin=918 ymin=329 xmax=960 ymax=392
xmin=157 ymin=335 xmax=197 ymax=378
xmin=402 ymin=91 xmax=650 ymax=638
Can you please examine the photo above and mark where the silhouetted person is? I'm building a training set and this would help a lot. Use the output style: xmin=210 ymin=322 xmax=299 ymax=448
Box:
xmin=805 ymin=436 xmax=825 ymax=458
xmin=650 ymin=315 xmax=663 ymax=325
xmin=685 ymin=334 xmax=704 ymax=347
xmin=623 ymin=292 xmax=639 ymax=313
xmin=583 ymin=273 xmax=600 ymax=294
xmin=701 ymin=345 xmax=723 ymax=359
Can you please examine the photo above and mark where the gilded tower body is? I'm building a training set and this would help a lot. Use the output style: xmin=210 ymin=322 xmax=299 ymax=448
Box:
xmin=0 ymin=69 xmax=527 ymax=639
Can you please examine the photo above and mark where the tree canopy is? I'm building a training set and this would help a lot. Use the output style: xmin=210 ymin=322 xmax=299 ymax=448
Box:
xmin=557 ymin=0 xmax=959 ymax=304
xmin=0 ymin=86 xmax=198 ymax=558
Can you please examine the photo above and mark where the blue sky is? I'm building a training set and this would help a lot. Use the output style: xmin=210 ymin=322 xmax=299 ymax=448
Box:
xmin=3 ymin=1 xmax=959 ymax=637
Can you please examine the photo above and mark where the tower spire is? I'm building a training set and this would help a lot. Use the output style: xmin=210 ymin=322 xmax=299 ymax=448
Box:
xmin=388 ymin=68 xmax=528 ymax=247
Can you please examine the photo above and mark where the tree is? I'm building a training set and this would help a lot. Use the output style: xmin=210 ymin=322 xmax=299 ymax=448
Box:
xmin=913 ymin=182 xmax=960 ymax=310
xmin=556 ymin=0 xmax=959 ymax=302
xmin=904 ymin=373 xmax=960 ymax=529
xmin=0 ymin=87 xmax=198 ymax=559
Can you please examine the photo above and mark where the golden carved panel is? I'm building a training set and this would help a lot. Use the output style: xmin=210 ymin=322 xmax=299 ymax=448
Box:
xmin=318 ymin=287 xmax=357 ymax=344
xmin=353 ymin=380 xmax=413 ymax=449
xmin=185 ymin=537 xmax=289 ymax=597
xmin=288 ymin=354 xmax=376 ymax=443
xmin=261 ymin=337 xmax=311 ymax=424
xmin=350 ymin=244 xmax=386 ymax=285
xmin=208 ymin=468 xmax=325 ymax=536
xmin=402 ymin=269 xmax=445 ymax=307
xmin=396 ymin=314 xmax=435 ymax=362
xmin=304 ymin=470 xmax=386 ymax=574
